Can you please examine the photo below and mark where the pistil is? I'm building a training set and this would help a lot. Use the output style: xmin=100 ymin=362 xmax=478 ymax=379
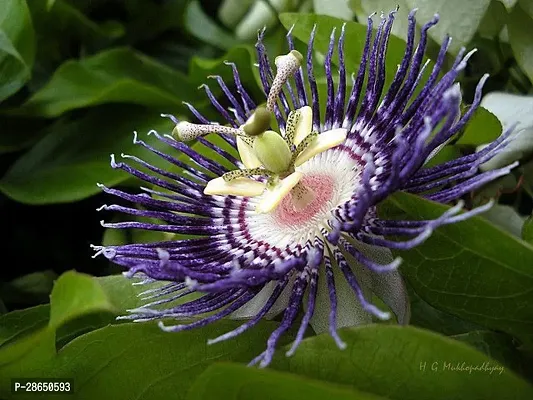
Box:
xmin=290 ymin=181 xmax=316 ymax=212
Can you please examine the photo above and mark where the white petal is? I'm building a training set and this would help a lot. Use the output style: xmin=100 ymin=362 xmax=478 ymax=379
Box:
xmin=309 ymin=258 xmax=372 ymax=335
xmin=204 ymin=176 xmax=266 ymax=197
xmin=294 ymin=128 xmax=347 ymax=167
xmin=293 ymin=106 xmax=313 ymax=146
xmin=255 ymin=171 xmax=303 ymax=213
xmin=477 ymin=93 xmax=533 ymax=171
xmin=237 ymin=136 xmax=262 ymax=169
xmin=230 ymin=279 xmax=293 ymax=319
xmin=346 ymin=238 xmax=410 ymax=325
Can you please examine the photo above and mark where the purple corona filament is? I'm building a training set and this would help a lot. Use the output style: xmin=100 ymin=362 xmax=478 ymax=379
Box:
xmin=93 ymin=10 xmax=515 ymax=368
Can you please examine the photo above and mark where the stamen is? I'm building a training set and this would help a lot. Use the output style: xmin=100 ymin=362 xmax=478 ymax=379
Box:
xmin=285 ymin=106 xmax=313 ymax=146
xmin=267 ymin=50 xmax=304 ymax=112
xmin=236 ymin=136 xmax=262 ymax=169
xmin=295 ymin=128 xmax=348 ymax=166
xmin=222 ymin=167 xmax=269 ymax=182
xmin=172 ymin=121 xmax=242 ymax=142
xmin=293 ymin=106 xmax=313 ymax=146
xmin=204 ymin=176 xmax=266 ymax=197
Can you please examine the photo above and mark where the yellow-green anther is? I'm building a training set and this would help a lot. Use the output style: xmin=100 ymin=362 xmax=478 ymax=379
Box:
xmin=222 ymin=167 xmax=267 ymax=182
xmin=284 ymin=109 xmax=301 ymax=145
xmin=253 ymin=130 xmax=292 ymax=173
xmin=172 ymin=121 xmax=242 ymax=142
xmin=242 ymin=106 xmax=272 ymax=137
xmin=267 ymin=50 xmax=303 ymax=112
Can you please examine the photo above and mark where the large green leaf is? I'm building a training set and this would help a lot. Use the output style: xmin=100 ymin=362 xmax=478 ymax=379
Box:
xmin=313 ymin=0 xmax=354 ymax=20
xmin=48 ymin=271 xmax=114 ymax=329
xmin=477 ymin=0 xmax=508 ymax=39
xmin=16 ymin=47 xmax=200 ymax=117
xmin=0 ymin=270 xmax=56 ymax=307
xmin=452 ymin=330 xmax=527 ymax=377
xmin=508 ymin=4 xmax=533 ymax=84
xmin=271 ymin=325 xmax=533 ymax=400
xmin=1 ymin=321 xmax=285 ymax=400
xmin=0 ymin=272 xmax=116 ymax=386
xmin=0 ymin=0 xmax=35 ymax=102
xmin=380 ymin=192 xmax=533 ymax=349
xmin=0 ymin=273 xmax=164 ymax=351
xmin=0 ymin=115 xmax=49 ymax=154
xmin=456 ymin=106 xmax=502 ymax=146
xmin=188 ymin=363 xmax=385 ymax=400
xmin=0 ymin=305 xmax=49 ymax=348
xmin=0 ymin=271 xmax=170 ymax=389
xmin=405 ymin=0 xmax=491 ymax=54
xmin=0 ymin=105 xmax=173 ymax=204
xmin=27 ymin=0 xmax=123 ymax=91
xmin=407 ymin=283 xmax=484 ymax=335
xmin=185 ymin=1 xmax=240 ymax=51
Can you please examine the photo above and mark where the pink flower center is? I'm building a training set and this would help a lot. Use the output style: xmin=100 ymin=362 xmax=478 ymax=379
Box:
xmin=274 ymin=174 xmax=335 ymax=227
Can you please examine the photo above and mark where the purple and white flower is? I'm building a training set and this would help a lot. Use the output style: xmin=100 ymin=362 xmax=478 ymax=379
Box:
xmin=93 ymin=10 xmax=516 ymax=367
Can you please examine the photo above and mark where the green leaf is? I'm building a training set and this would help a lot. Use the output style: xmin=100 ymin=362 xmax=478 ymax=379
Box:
xmin=0 ymin=271 xmax=119 ymax=386
xmin=48 ymin=271 xmax=115 ymax=329
xmin=188 ymin=362 xmax=386 ymax=400
xmin=424 ymin=145 xmax=461 ymax=167
xmin=17 ymin=48 xmax=200 ymax=117
xmin=476 ymin=92 xmax=533 ymax=171
xmin=518 ymin=0 xmax=533 ymax=20
xmin=407 ymin=283 xmax=485 ymax=336
xmin=27 ymin=0 xmax=124 ymax=91
xmin=0 ymin=305 xmax=49 ymax=348
xmin=452 ymin=330 xmax=526 ymax=377
xmin=456 ymin=106 xmax=502 ymax=146
xmin=379 ymin=192 xmax=533 ymax=349
xmin=478 ymin=0 xmax=508 ymax=38
xmin=185 ymin=1 xmax=240 ymax=50
xmin=271 ymin=325 xmax=533 ymax=400
xmin=0 ymin=271 xmax=169 ymax=389
xmin=523 ymin=215 xmax=533 ymax=244
xmin=0 ymin=116 xmax=49 ymax=154
xmin=508 ymin=4 xmax=533 ymax=84
xmin=482 ymin=205 xmax=526 ymax=238
xmin=2 ymin=321 xmax=286 ymax=400
xmin=0 ymin=105 xmax=173 ymax=204
xmin=95 ymin=274 xmax=167 ymax=313
xmin=0 ymin=0 xmax=35 ymax=102
xmin=405 ymin=0 xmax=491 ymax=55
xmin=0 ymin=270 xmax=57 ymax=306
xmin=313 ymin=0 xmax=355 ymax=20
xmin=0 ymin=273 xmax=165 ymax=352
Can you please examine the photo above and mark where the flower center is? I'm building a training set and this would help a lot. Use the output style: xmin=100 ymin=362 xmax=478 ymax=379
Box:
xmin=170 ymin=49 xmax=349 ymax=214
xmin=245 ymin=147 xmax=361 ymax=248
xmin=274 ymin=174 xmax=335 ymax=227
